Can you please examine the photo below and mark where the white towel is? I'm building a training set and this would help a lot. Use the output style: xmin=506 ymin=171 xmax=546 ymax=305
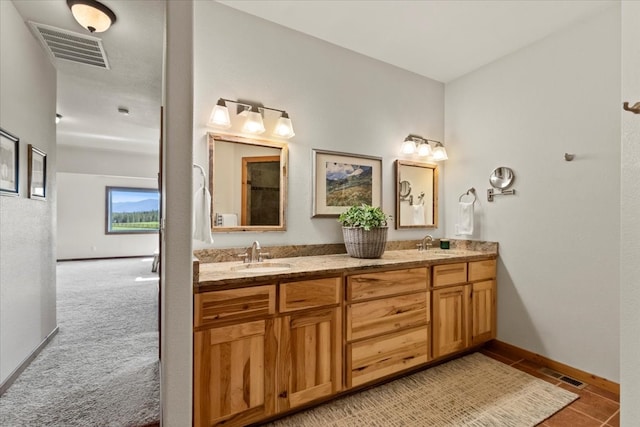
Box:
xmin=412 ymin=204 xmax=425 ymax=225
xmin=455 ymin=201 xmax=474 ymax=236
xmin=193 ymin=186 xmax=214 ymax=243
xmin=219 ymin=213 xmax=238 ymax=227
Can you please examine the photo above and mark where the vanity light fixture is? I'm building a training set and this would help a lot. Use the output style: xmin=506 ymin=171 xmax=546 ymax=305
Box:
xmin=400 ymin=136 xmax=416 ymax=155
xmin=209 ymin=99 xmax=231 ymax=128
xmin=207 ymin=98 xmax=295 ymax=139
xmin=67 ymin=0 xmax=117 ymax=33
xmin=273 ymin=111 xmax=295 ymax=138
xmin=401 ymin=134 xmax=446 ymax=160
xmin=242 ymin=105 xmax=266 ymax=135
xmin=431 ymin=141 xmax=448 ymax=161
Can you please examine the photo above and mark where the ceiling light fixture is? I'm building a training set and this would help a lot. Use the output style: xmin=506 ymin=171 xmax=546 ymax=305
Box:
xmin=207 ymin=98 xmax=295 ymax=139
xmin=55 ymin=113 xmax=63 ymax=124
xmin=401 ymin=134 xmax=447 ymax=161
xmin=67 ymin=0 xmax=117 ymax=33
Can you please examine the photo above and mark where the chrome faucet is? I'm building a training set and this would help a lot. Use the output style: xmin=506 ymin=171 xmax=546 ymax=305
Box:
xmin=250 ymin=241 xmax=262 ymax=262
xmin=422 ymin=234 xmax=434 ymax=251
xmin=240 ymin=241 xmax=270 ymax=263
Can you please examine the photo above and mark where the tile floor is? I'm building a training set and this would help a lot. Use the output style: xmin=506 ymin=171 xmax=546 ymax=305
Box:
xmin=480 ymin=347 xmax=620 ymax=427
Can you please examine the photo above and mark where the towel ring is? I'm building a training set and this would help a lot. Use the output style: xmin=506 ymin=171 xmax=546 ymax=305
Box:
xmin=459 ymin=187 xmax=477 ymax=203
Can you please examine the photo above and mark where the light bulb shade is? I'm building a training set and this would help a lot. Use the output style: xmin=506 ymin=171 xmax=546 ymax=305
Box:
xmin=209 ymin=102 xmax=231 ymax=128
xmin=417 ymin=142 xmax=432 ymax=157
xmin=401 ymin=138 xmax=416 ymax=155
xmin=432 ymin=145 xmax=448 ymax=161
xmin=242 ymin=110 xmax=265 ymax=134
xmin=273 ymin=114 xmax=295 ymax=139
xmin=67 ymin=0 xmax=117 ymax=33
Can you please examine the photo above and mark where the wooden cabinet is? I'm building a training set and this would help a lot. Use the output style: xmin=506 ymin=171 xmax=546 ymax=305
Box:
xmin=432 ymin=285 xmax=469 ymax=358
xmin=278 ymin=306 xmax=341 ymax=411
xmin=345 ymin=268 xmax=430 ymax=388
xmin=194 ymin=256 xmax=497 ymax=425
xmin=433 ymin=263 xmax=467 ymax=287
xmin=194 ymin=279 xmax=341 ymax=426
xmin=277 ymin=276 xmax=342 ymax=411
xmin=193 ymin=285 xmax=278 ymax=427
xmin=432 ymin=260 xmax=497 ymax=359
xmin=470 ymin=280 xmax=496 ymax=345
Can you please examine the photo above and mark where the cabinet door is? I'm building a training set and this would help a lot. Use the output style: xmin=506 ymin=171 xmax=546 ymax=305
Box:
xmin=278 ymin=307 xmax=342 ymax=411
xmin=194 ymin=319 xmax=278 ymax=427
xmin=432 ymin=285 xmax=470 ymax=358
xmin=471 ymin=280 xmax=496 ymax=345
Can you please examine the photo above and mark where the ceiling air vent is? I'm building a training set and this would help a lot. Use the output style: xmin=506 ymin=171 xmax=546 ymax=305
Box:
xmin=29 ymin=22 xmax=110 ymax=69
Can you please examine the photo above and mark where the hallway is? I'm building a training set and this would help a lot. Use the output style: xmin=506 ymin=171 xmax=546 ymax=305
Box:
xmin=0 ymin=258 xmax=159 ymax=426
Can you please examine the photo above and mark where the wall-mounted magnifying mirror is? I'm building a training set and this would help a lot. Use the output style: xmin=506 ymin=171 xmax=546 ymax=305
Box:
xmin=208 ymin=133 xmax=288 ymax=232
xmin=395 ymin=160 xmax=438 ymax=229
xmin=489 ymin=166 xmax=515 ymax=189
xmin=399 ymin=180 xmax=412 ymax=200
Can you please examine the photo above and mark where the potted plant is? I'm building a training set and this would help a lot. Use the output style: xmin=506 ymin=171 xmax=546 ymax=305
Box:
xmin=338 ymin=204 xmax=392 ymax=259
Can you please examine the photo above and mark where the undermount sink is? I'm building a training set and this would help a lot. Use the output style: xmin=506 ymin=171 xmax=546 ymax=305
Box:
xmin=231 ymin=262 xmax=292 ymax=273
xmin=420 ymin=251 xmax=462 ymax=258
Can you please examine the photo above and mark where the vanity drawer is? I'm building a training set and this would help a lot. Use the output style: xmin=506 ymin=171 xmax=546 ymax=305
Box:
xmin=468 ymin=259 xmax=497 ymax=282
xmin=347 ymin=268 xmax=428 ymax=302
xmin=195 ymin=285 xmax=276 ymax=328
xmin=346 ymin=292 xmax=429 ymax=342
xmin=432 ymin=263 xmax=468 ymax=287
xmin=279 ymin=277 xmax=341 ymax=313
xmin=347 ymin=325 xmax=429 ymax=388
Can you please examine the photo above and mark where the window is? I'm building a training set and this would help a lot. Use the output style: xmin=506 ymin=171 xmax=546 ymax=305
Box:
xmin=106 ymin=187 xmax=160 ymax=234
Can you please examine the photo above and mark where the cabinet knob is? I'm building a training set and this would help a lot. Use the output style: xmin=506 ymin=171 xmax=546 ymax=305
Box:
xmin=278 ymin=391 xmax=288 ymax=398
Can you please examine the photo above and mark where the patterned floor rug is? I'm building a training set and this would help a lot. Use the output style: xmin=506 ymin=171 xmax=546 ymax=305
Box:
xmin=266 ymin=352 xmax=578 ymax=427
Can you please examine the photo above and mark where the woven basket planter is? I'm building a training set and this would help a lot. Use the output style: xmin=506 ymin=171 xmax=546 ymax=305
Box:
xmin=342 ymin=226 xmax=388 ymax=259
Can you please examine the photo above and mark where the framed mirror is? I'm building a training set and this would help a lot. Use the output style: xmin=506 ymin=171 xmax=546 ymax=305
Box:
xmin=208 ymin=133 xmax=288 ymax=232
xmin=395 ymin=160 xmax=438 ymax=229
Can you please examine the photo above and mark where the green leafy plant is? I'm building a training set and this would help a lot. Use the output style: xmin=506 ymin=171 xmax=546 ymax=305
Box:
xmin=337 ymin=204 xmax=391 ymax=231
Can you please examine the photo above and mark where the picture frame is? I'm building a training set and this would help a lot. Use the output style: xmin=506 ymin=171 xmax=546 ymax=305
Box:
xmin=28 ymin=144 xmax=47 ymax=200
xmin=0 ymin=127 xmax=19 ymax=196
xmin=312 ymin=149 xmax=382 ymax=217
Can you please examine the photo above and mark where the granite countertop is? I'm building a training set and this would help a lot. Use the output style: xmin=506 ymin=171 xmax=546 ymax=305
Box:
xmin=195 ymin=247 xmax=497 ymax=292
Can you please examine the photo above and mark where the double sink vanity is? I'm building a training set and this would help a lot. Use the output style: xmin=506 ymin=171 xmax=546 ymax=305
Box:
xmin=192 ymin=240 xmax=498 ymax=427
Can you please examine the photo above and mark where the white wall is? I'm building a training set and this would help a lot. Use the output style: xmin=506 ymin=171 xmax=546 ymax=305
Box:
xmin=56 ymin=145 xmax=158 ymax=259
xmin=162 ymin=1 xmax=194 ymax=424
xmin=620 ymin=1 xmax=640 ymax=423
xmin=445 ymin=7 xmax=620 ymax=382
xmin=193 ymin=2 xmax=445 ymax=249
xmin=0 ymin=0 xmax=57 ymax=385
xmin=57 ymin=145 xmax=158 ymax=178
xmin=56 ymin=173 xmax=158 ymax=260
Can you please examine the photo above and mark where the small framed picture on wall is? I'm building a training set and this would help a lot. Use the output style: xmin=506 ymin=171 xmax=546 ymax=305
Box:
xmin=0 ymin=127 xmax=19 ymax=196
xmin=28 ymin=144 xmax=46 ymax=200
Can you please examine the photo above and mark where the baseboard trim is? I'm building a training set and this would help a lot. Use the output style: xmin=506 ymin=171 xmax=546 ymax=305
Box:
xmin=487 ymin=340 xmax=619 ymax=395
xmin=0 ymin=326 xmax=59 ymax=396
xmin=57 ymin=255 xmax=153 ymax=262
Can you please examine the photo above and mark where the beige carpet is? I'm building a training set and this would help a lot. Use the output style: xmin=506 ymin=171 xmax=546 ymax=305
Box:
xmin=266 ymin=352 xmax=578 ymax=427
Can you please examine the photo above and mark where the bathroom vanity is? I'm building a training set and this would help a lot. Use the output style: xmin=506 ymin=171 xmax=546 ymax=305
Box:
xmin=193 ymin=243 xmax=497 ymax=427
